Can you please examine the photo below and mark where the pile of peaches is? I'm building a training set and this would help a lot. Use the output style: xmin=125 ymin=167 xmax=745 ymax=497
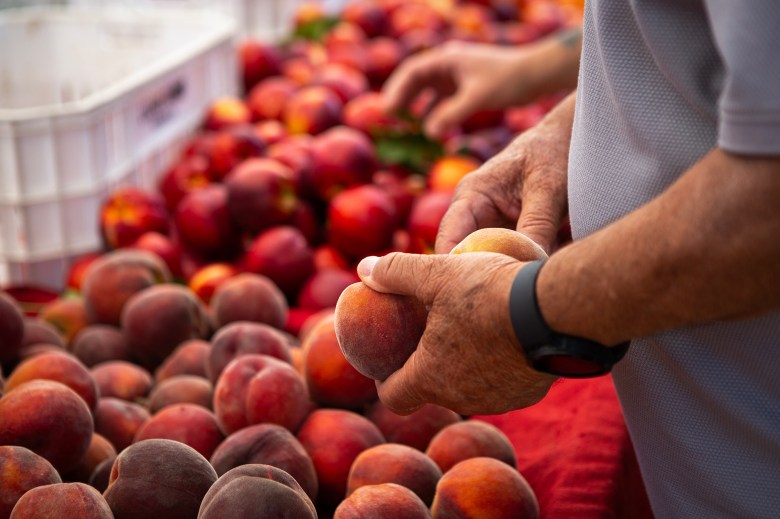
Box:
xmin=0 ymin=0 xmax=578 ymax=517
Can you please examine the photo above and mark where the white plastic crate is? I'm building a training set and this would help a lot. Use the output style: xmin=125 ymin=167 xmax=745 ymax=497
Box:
xmin=0 ymin=5 xmax=237 ymax=290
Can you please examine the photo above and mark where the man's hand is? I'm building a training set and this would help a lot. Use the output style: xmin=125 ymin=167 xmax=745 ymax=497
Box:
xmin=435 ymin=92 xmax=576 ymax=254
xmin=357 ymin=252 xmax=557 ymax=416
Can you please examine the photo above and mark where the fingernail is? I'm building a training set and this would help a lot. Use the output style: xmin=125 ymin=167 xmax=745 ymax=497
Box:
xmin=357 ymin=256 xmax=378 ymax=277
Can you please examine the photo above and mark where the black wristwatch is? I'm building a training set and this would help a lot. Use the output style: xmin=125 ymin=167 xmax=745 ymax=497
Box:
xmin=509 ymin=260 xmax=630 ymax=377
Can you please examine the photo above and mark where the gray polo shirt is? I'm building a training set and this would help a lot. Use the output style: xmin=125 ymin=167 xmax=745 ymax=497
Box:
xmin=569 ymin=0 xmax=780 ymax=516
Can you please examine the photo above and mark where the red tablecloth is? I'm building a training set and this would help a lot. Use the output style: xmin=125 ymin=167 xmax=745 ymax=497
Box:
xmin=476 ymin=376 xmax=653 ymax=519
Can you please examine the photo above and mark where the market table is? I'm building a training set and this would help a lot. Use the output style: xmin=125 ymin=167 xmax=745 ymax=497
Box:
xmin=476 ymin=376 xmax=654 ymax=518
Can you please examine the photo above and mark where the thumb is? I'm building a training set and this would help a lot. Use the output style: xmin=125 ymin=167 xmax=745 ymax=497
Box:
xmin=515 ymin=182 xmax=566 ymax=253
xmin=357 ymin=252 xmax=441 ymax=304
xmin=376 ymin=350 xmax=427 ymax=415
xmin=424 ymin=90 xmax=481 ymax=140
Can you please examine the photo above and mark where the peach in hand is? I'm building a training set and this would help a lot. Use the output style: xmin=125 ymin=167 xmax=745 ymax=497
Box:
xmin=450 ymin=227 xmax=548 ymax=260
xmin=335 ymin=282 xmax=427 ymax=381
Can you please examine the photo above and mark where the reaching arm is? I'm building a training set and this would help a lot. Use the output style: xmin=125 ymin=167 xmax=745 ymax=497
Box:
xmin=538 ymin=148 xmax=780 ymax=345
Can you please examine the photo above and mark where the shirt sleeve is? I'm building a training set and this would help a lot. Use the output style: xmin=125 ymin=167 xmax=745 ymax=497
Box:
xmin=704 ymin=1 xmax=780 ymax=155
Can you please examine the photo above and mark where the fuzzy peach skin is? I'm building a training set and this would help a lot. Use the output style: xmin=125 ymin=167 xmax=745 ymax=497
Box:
xmin=426 ymin=420 xmax=517 ymax=473
xmin=0 ymin=446 xmax=62 ymax=519
xmin=10 ymin=482 xmax=113 ymax=519
xmin=335 ymin=483 xmax=431 ymax=519
xmin=449 ymin=227 xmax=548 ymax=260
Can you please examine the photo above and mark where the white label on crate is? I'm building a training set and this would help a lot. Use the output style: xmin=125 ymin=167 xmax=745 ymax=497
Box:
xmin=139 ymin=78 xmax=188 ymax=136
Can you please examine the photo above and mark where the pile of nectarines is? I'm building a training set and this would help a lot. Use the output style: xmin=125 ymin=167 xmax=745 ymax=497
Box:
xmin=0 ymin=0 xmax=582 ymax=516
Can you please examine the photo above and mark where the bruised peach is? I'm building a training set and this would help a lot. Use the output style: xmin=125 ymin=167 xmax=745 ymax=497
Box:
xmin=133 ymin=404 xmax=224 ymax=459
xmin=4 ymin=352 xmax=99 ymax=412
xmin=450 ymin=227 xmax=548 ymax=260
xmin=210 ymin=423 xmax=318 ymax=500
xmin=296 ymin=409 xmax=385 ymax=509
xmin=10 ymin=482 xmax=113 ymax=519
xmin=335 ymin=483 xmax=431 ymax=519
xmin=94 ymin=398 xmax=151 ymax=452
xmin=154 ymin=339 xmax=210 ymax=382
xmin=303 ymin=314 xmax=377 ymax=409
xmin=207 ymin=321 xmax=293 ymax=384
xmin=91 ymin=361 xmax=152 ymax=402
xmin=214 ymin=354 xmax=310 ymax=435
xmin=0 ymin=380 xmax=93 ymax=473
xmin=347 ymin=443 xmax=442 ymax=506
xmin=365 ymin=400 xmax=462 ymax=452
xmin=431 ymin=457 xmax=539 ymax=519
xmin=121 ymin=284 xmax=209 ymax=369
xmin=70 ymin=325 xmax=131 ymax=367
xmin=198 ymin=464 xmax=316 ymax=519
xmin=0 ymin=446 xmax=62 ymax=519
xmin=147 ymin=375 xmax=213 ymax=413
xmin=103 ymin=439 xmax=217 ymax=519
xmin=335 ymin=282 xmax=427 ymax=381
xmin=426 ymin=420 xmax=517 ymax=473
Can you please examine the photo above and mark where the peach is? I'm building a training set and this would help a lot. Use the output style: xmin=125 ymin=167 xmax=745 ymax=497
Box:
xmin=296 ymin=409 xmax=385 ymax=509
xmin=326 ymin=42 xmax=370 ymax=75
xmin=211 ymin=273 xmax=289 ymax=330
xmin=427 ymin=155 xmax=481 ymax=193
xmin=81 ymin=249 xmax=171 ymax=326
xmin=99 ymin=187 xmax=168 ymax=250
xmin=129 ymin=231 xmax=183 ymax=279
xmin=328 ymin=185 xmax=399 ymax=259
xmin=104 ymin=439 xmax=217 ymax=519
xmin=426 ymin=420 xmax=517 ymax=473
xmin=214 ymin=354 xmax=311 ymax=435
xmin=39 ymin=296 xmax=89 ymax=345
xmin=94 ymin=397 xmax=150 ymax=452
xmin=365 ymin=400 xmax=462 ymax=452
xmin=90 ymin=361 xmax=152 ymax=402
xmin=431 ymin=457 xmax=539 ymax=519
xmin=224 ymin=158 xmax=298 ymax=234
xmin=400 ymin=27 xmax=445 ymax=54
xmin=450 ymin=227 xmax=548 ymax=260
xmin=373 ymin=169 xmax=424 ymax=227
xmin=303 ymin=314 xmax=378 ymax=409
xmin=210 ymin=423 xmax=318 ymax=500
xmin=121 ymin=284 xmax=209 ymax=369
xmin=284 ymin=85 xmax=343 ymax=136
xmin=297 ymin=268 xmax=360 ymax=311
xmin=198 ymin=464 xmax=317 ymax=519
xmin=293 ymin=1 xmax=326 ymax=29
xmin=343 ymin=92 xmax=406 ymax=137
xmin=254 ymin=119 xmax=288 ymax=146
xmin=147 ymin=375 xmax=213 ymax=413
xmin=282 ymin=57 xmax=317 ymax=87
xmin=189 ymin=127 xmax=266 ymax=183
xmin=310 ymin=126 xmax=379 ymax=200
xmin=313 ymin=245 xmax=351 ymax=271
xmin=266 ymin=135 xmax=317 ymax=199
xmin=408 ymin=191 xmax=453 ymax=254
xmin=242 ymin=227 xmax=315 ymax=299
xmin=87 ymin=455 xmax=115 ymax=493
xmin=187 ymin=263 xmax=239 ymax=304
xmin=335 ymin=282 xmax=427 ymax=381
xmin=15 ymin=343 xmax=68 ymax=362
xmin=389 ymin=2 xmax=446 ymax=37
xmin=157 ymin=155 xmax=211 ymax=213
xmin=335 ymin=483 xmax=431 ymax=519
xmin=4 ymin=352 xmax=99 ymax=412
xmin=70 ymin=325 xmax=131 ymax=367
xmin=311 ymin=63 xmax=370 ymax=104
xmin=21 ymin=318 xmax=65 ymax=348
xmin=207 ymin=321 xmax=293 ymax=383
xmin=0 ymin=293 xmax=25 ymax=366
xmin=324 ymin=22 xmax=368 ymax=49
xmin=365 ymin=37 xmax=406 ymax=87
xmin=239 ymin=40 xmax=283 ymax=92
xmin=10 ymin=482 xmax=113 ymax=519
xmin=342 ymin=0 xmax=389 ymax=37
xmin=65 ymin=253 xmax=102 ymax=293
xmin=64 ymin=433 xmax=117 ymax=484
xmin=203 ymin=96 xmax=251 ymax=131
xmin=174 ymin=184 xmax=242 ymax=257
xmin=247 ymin=77 xmax=299 ymax=121
xmin=284 ymin=308 xmax=319 ymax=340
xmin=154 ymin=339 xmax=210 ymax=382
xmin=0 ymin=380 xmax=93 ymax=473
xmin=347 ymin=443 xmax=442 ymax=506
xmin=0 ymin=446 xmax=61 ymax=519
xmin=133 ymin=404 xmax=224 ymax=459
xmin=299 ymin=308 xmax=336 ymax=342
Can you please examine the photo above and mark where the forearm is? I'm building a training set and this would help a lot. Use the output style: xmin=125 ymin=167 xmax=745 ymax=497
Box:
xmin=537 ymin=148 xmax=780 ymax=345
xmin=509 ymin=27 xmax=582 ymax=103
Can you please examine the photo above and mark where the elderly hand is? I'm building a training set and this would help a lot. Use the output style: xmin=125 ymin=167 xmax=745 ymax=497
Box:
xmin=357 ymin=251 xmax=557 ymax=416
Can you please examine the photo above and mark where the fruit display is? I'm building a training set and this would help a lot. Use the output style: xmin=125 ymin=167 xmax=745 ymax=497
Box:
xmin=0 ymin=0 xmax=582 ymax=517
